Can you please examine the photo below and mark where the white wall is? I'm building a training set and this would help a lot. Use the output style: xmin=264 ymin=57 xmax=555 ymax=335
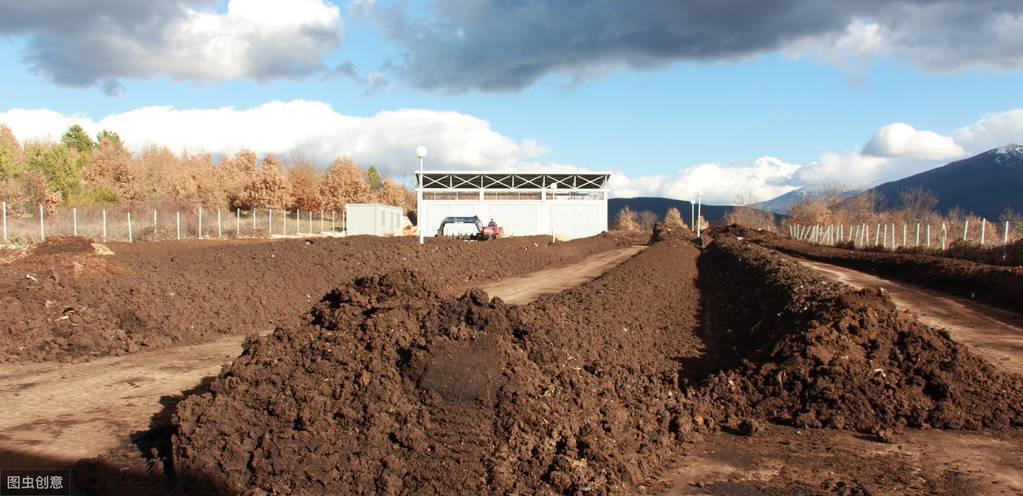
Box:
xmin=420 ymin=197 xmax=607 ymax=239
xmin=346 ymin=204 xmax=404 ymax=236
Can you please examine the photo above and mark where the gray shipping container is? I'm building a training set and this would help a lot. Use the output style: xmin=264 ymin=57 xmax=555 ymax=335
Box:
xmin=345 ymin=203 xmax=404 ymax=236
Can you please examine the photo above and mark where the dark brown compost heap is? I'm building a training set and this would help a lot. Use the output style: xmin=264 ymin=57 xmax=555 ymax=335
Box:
xmin=170 ymin=236 xmax=704 ymax=495
xmin=693 ymin=232 xmax=1023 ymax=433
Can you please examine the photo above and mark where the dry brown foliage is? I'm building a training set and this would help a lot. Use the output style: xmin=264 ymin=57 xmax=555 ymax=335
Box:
xmin=376 ymin=179 xmax=408 ymax=209
xmin=616 ymin=206 xmax=639 ymax=231
xmin=320 ymin=157 xmax=371 ymax=211
xmin=287 ymin=161 xmax=324 ymax=211
xmin=663 ymin=207 xmax=685 ymax=228
xmin=239 ymin=155 xmax=294 ymax=210
xmin=83 ymin=136 xmax=137 ymax=201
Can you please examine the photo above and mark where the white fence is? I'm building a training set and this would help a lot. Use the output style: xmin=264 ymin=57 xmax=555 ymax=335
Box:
xmin=1 ymin=201 xmax=350 ymax=245
xmin=789 ymin=219 xmax=1015 ymax=251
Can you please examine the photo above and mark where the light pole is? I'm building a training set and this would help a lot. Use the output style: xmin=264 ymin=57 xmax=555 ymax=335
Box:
xmin=696 ymin=192 xmax=703 ymax=237
xmin=690 ymin=200 xmax=695 ymax=232
xmin=549 ymin=182 xmax=559 ymax=243
xmin=416 ymin=145 xmax=428 ymax=245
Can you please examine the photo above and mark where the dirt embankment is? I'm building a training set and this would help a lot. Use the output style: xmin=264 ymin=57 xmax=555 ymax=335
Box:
xmin=692 ymin=232 xmax=1023 ymax=434
xmin=750 ymin=229 xmax=1023 ymax=316
xmin=112 ymin=233 xmax=704 ymax=496
xmin=0 ymin=234 xmax=631 ymax=363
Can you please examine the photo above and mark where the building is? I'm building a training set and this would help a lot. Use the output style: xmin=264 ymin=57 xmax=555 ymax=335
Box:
xmin=416 ymin=171 xmax=611 ymax=239
xmin=345 ymin=203 xmax=404 ymax=236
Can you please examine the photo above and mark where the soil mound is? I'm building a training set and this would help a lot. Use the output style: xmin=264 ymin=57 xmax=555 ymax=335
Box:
xmin=172 ymin=271 xmax=565 ymax=495
xmin=30 ymin=236 xmax=95 ymax=256
xmin=695 ymin=235 xmax=1023 ymax=433
xmin=170 ymin=236 xmax=705 ymax=495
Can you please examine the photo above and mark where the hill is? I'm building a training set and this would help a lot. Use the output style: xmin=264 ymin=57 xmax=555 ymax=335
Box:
xmin=609 ymin=197 xmax=737 ymax=225
xmin=868 ymin=144 xmax=1023 ymax=219
xmin=754 ymin=187 xmax=858 ymax=215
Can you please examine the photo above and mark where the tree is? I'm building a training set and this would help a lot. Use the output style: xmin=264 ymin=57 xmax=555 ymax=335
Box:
xmin=663 ymin=207 xmax=685 ymax=228
xmin=319 ymin=157 xmax=371 ymax=211
xmin=222 ymin=149 xmax=258 ymax=208
xmin=366 ymin=166 xmax=384 ymax=192
xmin=95 ymin=129 xmax=123 ymax=148
xmin=377 ymin=179 xmax=408 ymax=208
xmin=615 ymin=206 xmax=638 ymax=231
xmin=25 ymin=142 xmax=80 ymax=201
xmin=725 ymin=192 xmax=776 ymax=231
xmin=239 ymin=155 xmax=293 ymax=210
xmin=83 ymin=133 xmax=136 ymax=201
xmin=899 ymin=187 xmax=939 ymax=224
xmin=287 ymin=161 xmax=323 ymax=211
xmin=61 ymin=125 xmax=94 ymax=154
xmin=0 ymin=124 xmax=24 ymax=181
xmin=637 ymin=210 xmax=658 ymax=231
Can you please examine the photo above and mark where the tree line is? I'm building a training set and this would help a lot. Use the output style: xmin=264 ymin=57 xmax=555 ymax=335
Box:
xmin=0 ymin=124 xmax=415 ymax=217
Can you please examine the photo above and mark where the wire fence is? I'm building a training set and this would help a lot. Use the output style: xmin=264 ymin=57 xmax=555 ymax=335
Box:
xmin=788 ymin=219 xmax=1017 ymax=251
xmin=1 ymin=201 xmax=348 ymax=245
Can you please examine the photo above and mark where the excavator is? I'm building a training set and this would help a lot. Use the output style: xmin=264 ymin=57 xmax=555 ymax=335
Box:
xmin=436 ymin=216 xmax=503 ymax=240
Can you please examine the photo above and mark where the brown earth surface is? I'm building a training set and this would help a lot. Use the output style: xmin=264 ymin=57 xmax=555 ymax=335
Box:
xmin=0 ymin=245 xmax=645 ymax=470
xmin=0 ymin=234 xmax=631 ymax=363
xmin=751 ymin=229 xmax=1023 ymax=315
xmin=4 ymin=227 xmax=1023 ymax=495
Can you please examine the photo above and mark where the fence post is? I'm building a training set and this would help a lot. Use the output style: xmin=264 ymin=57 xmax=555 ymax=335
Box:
xmin=319 ymin=210 xmax=323 ymax=234
xmin=963 ymin=220 xmax=969 ymax=242
xmin=296 ymin=209 xmax=300 ymax=236
xmin=309 ymin=210 xmax=312 ymax=235
xmin=1006 ymin=221 xmax=1011 ymax=245
xmin=902 ymin=224 xmax=906 ymax=247
xmin=981 ymin=219 xmax=986 ymax=246
xmin=915 ymin=223 xmax=920 ymax=247
xmin=128 ymin=212 xmax=133 ymax=243
xmin=198 ymin=208 xmax=203 ymax=239
xmin=284 ymin=210 xmax=287 ymax=236
xmin=73 ymin=207 xmax=78 ymax=236
xmin=217 ymin=209 xmax=222 ymax=238
xmin=236 ymin=209 xmax=240 ymax=237
xmin=176 ymin=211 xmax=181 ymax=240
xmin=942 ymin=223 xmax=947 ymax=250
xmin=102 ymin=209 xmax=107 ymax=241
xmin=891 ymin=223 xmax=896 ymax=251
xmin=927 ymin=224 xmax=931 ymax=248
xmin=253 ymin=209 xmax=257 ymax=231
xmin=154 ymin=209 xmax=157 ymax=230
xmin=39 ymin=204 xmax=45 ymax=241
xmin=874 ymin=224 xmax=880 ymax=246
xmin=1 ymin=200 xmax=6 ymax=243
xmin=332 ymin=210 xmax=336 ymax=233
xmin=882 ymin=223 xmax=887 ymax=248
xmin=269 ymin=209 xmax=273 ymax=236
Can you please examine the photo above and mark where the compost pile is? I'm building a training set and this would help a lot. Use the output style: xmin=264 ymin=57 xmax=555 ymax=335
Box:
xmin=693 ymin=233 xmax=1023 ymax=434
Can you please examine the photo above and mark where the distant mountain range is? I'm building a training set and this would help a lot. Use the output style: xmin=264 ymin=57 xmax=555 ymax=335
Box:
xmin=867 ymin=144 xmax=1023 ymax=219
xmin=754 ymin=144 xmax=1023 ymax=219
xmin=608 ymin=197 xmax=742 ymax=225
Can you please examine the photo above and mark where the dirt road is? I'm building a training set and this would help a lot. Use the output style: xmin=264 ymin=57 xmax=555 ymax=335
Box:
xmin=0 ymin=245 xmax=645 ymax=467
xmin=798 ymin=258 xmax=1023 ymax=376
xmin=477 ymin=244 xmax=646 ymax=304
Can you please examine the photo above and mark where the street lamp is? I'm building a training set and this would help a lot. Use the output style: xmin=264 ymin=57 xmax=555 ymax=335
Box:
xmin=416 ymin=146 xmax=428 ymax=244
xmin=696 ymin=192 xmax=703 ymax=238
xmin=549 ymin=181 xmax=559 ymax=243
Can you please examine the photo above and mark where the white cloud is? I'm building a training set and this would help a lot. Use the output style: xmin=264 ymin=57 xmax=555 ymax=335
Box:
xmin=862 ymin=122 xmax=964 ymax=160
xmin=952 ymin=108 xmax=1023 ymax=153
xmin=608 ymin=157 xmax=802 ymax=205
xmin=0 ymin=100 xmax=544 ymax=174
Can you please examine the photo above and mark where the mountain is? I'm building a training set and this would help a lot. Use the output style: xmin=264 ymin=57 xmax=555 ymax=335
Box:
xmin=754 ymin=187 xmax=860 ymax=214
xmin=608 ymin=197 xmax=754 ymax=225
xmin=868 ymin=144 xmax=1023 ymax=219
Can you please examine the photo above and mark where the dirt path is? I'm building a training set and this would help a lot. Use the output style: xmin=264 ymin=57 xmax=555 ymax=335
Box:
xmin=797 ymin=258 xmax=1023 ymax=376
xmin=477 ymin=245 xmax=646 ymax=304
xmin=0 ymin=245 xmax=645 ymax=467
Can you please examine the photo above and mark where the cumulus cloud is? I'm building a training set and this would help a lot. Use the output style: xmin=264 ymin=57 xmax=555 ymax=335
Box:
xmin=0 ymin=100 xmax=544 ymax=174
xmin=363 ymin=0 xmax=1023 ymax=92
xmin=0 ymin=0 xmax=343 ymax=92
xmin=608 ymin=157 xmax=802 ymax=205
xmin=952 ymin=108 xmax=1023 ymax=153
xmin=862 ymin=123 xmax=964 ymax=160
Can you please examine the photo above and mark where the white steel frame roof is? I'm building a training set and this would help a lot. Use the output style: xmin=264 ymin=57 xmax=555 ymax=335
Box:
xmin=416 ymin=171 xmax=610 ymax=191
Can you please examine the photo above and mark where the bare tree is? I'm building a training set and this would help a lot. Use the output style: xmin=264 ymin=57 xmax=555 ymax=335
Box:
xmin=899 ymin=187 xmax=939 ymax=224
xmin=615 ymin=206 xmax=638 ymax=231
xmin=637 ymin=210 xmax=659 ymax=231
xmin=663 ymin=207 xmax=685 ymax=228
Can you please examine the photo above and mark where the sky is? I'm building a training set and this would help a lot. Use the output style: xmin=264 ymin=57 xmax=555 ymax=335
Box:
xmin=1 ymin=0 xmax=1023 ymax=204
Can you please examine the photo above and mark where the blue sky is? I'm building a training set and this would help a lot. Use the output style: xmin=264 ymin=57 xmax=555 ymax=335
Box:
xmin=2 ymin=0 xmax=1023 ymax=203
